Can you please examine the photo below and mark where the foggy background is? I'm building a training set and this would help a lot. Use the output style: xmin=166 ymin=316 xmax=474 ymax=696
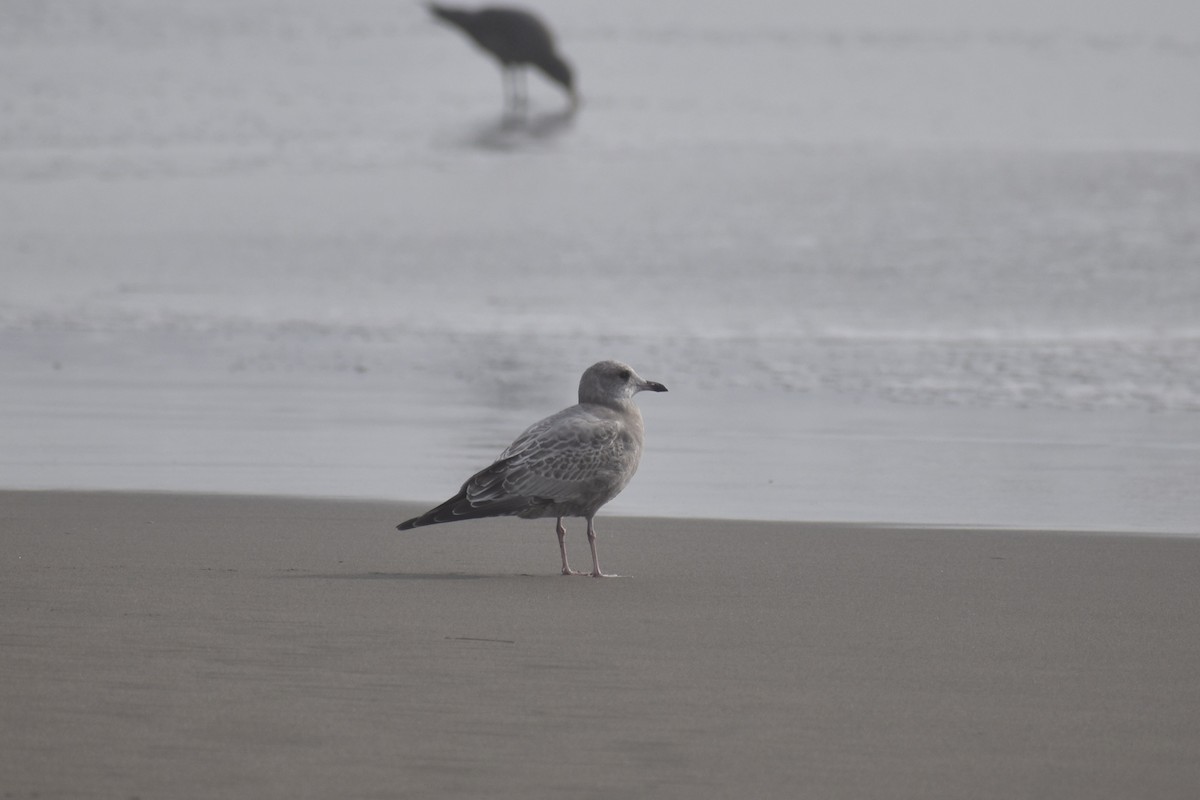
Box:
xmin=2 ymin=0 xmax=1199 ymax=531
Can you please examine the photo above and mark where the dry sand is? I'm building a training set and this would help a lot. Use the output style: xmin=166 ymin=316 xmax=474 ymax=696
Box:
xmin=3 ymin=490 xmax=1199 ymax=799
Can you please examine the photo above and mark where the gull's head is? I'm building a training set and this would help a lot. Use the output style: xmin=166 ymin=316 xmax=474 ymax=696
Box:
xmin=578 ymin=360 xmax=668 ymax=407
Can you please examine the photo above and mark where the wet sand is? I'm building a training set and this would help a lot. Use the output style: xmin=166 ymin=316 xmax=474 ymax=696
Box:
xmin=3 ymin=490 xmax=1199 ymax=798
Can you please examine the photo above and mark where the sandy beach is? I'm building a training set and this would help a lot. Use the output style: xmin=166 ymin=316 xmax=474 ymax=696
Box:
xmin=4 ymin=490 xmax=1199 ymax=799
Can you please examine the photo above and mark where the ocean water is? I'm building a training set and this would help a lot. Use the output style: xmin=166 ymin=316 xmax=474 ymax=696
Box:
xmin=2 ymin=0 xmax=1199 ymax=532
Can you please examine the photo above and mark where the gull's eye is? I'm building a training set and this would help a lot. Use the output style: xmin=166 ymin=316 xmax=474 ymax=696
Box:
xmin=618 ymin=369 xmax=631 ymax=381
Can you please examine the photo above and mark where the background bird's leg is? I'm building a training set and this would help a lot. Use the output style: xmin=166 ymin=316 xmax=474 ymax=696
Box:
xmin=586 ymin=517 xmax=610 ymax=578
xmin=557 ymin=517 xmax=584 ymax=576
xmin=500 ymin=67 xmax=514 ymax=114
xmin=514 ymin=68 xmax=528 ymax=113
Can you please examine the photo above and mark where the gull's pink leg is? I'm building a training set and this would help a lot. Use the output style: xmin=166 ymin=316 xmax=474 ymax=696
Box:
xmin=586 ymin=516 xmax=612 ymax=578
xmin=557 ymin=517 xmax=585 ymax=576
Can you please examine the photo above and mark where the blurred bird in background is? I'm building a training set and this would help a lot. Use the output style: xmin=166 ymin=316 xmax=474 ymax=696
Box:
xmin=427 ymin=3 xmax=579 ymax=114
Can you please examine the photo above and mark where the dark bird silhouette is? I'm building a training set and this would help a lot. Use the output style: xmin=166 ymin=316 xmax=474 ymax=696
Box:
xmin=427 ymin=3 xmax=579 ymax=113
xmin=397 ymin=361 xmax=667 ymax=577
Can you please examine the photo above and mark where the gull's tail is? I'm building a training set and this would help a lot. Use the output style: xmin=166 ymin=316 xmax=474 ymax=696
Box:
xmin=396 ymin=458 xmax=552 ymax=530
xmin=396 ymin=496 xmax=536 ymax=530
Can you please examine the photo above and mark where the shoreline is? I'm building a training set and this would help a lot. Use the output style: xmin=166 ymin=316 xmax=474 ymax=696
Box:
xmin=6 ymin=486 xmax=1197 ymax=539
xmin=5 ymin=364 xmax=1198 ymax=536
xmin=5 ymin=489 xmax=1200 ymax=798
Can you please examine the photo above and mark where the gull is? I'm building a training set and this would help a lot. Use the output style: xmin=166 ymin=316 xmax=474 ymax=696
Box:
xmin=427 ymin=3 xmax=579 ymax=113
xmin=397 ymin=360 xmax=667 ymax=577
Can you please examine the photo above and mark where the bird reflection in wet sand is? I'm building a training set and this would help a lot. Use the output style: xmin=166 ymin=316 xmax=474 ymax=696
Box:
xmin=468 ymin=105 xmax=577 ymax=150
xmin=427 ymin=3 xmax=579 ymax=117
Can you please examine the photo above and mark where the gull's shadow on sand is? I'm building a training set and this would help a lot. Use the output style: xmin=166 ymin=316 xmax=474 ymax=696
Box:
xmin=286 ymin=571 xmax=629 ymax=581
xmin=288 ymin=571 xmax=559 ymax=581
xmin=463 ymin=107 xmax=578 ymax=152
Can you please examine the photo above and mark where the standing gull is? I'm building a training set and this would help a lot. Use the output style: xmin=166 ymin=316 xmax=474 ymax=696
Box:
xmin=397 ymin=361 xmax=667 ymax=577
xmin=426 ymin=3 xmax=579 ymax=112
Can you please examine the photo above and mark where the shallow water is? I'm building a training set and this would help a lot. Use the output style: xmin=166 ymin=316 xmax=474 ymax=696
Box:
xmin=2 ymin=0 xmax=1198 ymax=532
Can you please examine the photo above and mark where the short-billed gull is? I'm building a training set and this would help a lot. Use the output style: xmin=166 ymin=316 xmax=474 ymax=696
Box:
xmin=397 ymin=360 xmax=667 ymax=577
